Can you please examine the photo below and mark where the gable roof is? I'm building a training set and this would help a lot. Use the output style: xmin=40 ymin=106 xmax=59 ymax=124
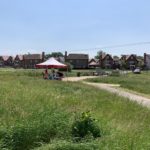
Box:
xmin=15 ymin=55 xmax=23 ymax=61
xmin=67 ymin=54 xmax=89 ymax=60
xmin=101 ymin=54 xmax=113 ymax=60
xmin=0 ymin=56 xmax=12 ymax=61
xmin=121 ymin=54 xmax=137 ymax=61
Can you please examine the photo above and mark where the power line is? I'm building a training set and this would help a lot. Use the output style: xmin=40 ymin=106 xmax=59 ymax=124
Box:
xmin=66 ymin=41 xmax=150 ymax=52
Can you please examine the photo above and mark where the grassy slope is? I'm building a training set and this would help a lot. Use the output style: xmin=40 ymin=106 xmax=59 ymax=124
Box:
xmin=0 ymin=71 xmax=150 ymax=149
xmin=87 ymin=71 xmax=150 ymax=95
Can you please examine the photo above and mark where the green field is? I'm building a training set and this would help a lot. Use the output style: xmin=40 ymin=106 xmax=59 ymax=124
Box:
xmin=87 ymin=71 xmax=150 ymax=96
xmin=0 ymin=70 xmax=150 ymax=150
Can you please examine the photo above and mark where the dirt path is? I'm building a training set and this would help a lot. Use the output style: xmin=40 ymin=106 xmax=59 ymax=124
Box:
xmin=84 ymin=82 xmax=150 ymax=108
xmin=62 ymin=76 xmax=98 ymax=82
xmin=63 ymin=76 xmax=150 ymax=108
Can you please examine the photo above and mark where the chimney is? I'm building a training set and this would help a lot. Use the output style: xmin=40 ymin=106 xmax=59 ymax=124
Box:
xmin=144 ymin=53 xmax=147 ymax=64
xmin=42 ymin=52 xmax=45 ymax=61
xmin=65 ymin=51 xmax=67 ymax=62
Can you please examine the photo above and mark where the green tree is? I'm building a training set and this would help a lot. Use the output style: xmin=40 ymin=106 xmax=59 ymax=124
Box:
xmin=94 ymin=50 xmax=105 ymax=59
xmin=45 ymin=52 xmax=64 ymax=59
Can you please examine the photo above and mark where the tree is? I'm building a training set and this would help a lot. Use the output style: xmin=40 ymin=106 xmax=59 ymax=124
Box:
xmin=94 ymin=50 xmax=105 ymax=59
xmin=45 ymin=52 xmax=64 ymax=60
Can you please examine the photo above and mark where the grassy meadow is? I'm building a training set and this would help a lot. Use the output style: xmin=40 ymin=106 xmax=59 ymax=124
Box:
xmin=87 ymin=71 xmax=150 ymax=96
xmin=0 ymin=69 xmax=150 ymax=149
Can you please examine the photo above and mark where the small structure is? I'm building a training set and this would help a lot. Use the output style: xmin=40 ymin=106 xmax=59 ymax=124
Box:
xmin=36 ymin=57 xmax=67 ymax=80
xmin=144 ymin=53 xmax=150 ymax=69
xmin=65 ymin=52 xmax=89 ymax=69
xmin=36 ymin=57 xmax=67 ymax=69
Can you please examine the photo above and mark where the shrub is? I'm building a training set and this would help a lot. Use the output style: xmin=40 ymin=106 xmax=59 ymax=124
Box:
xmin=59 ymin=62 xmax=72 ymax=72
xmin=72 ymin=112 xmax=101 ymax=141
xmin=1 ymin=109 xmax=70 ymax=150
xmin=77 ymin=72 xmax=81 ymax=77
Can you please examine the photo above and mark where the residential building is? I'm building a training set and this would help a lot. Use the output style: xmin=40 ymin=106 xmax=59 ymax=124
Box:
xmin=23 ymin=52 xmax=45 ymax=69
xmin=113 ymin=56 xmax=121 ymax=69
xmin=0 ymin=56 xmax=14 ymax=67
xmin=14 ymin=55 xmax=23 ymax=68
xmin=88 ymin=58 xmax=99 ymax=68
xmin=65 ymin=52 xmax=89 ymax=69
xmin=144 ymin=53 xmax=150 ymax=69
xmin=99 ymin=54 xmax=114 ymax=69
xmin=121 ymin=54 xmax=138 ymax=69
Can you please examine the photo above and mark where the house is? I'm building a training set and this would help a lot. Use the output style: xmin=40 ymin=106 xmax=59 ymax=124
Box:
xmin=99 ymin=54 xmax=114 ymax=69
xmin=0 ymin=56 xmax=14 ymax=67
xmin=23 ymin=52 xmax=45 ymax=69
xmin=121 ymin=54 xmax=138 ymax=69
xmin=14 ymin=55 xmax=24 ymax=68
xmin=0 ymin=56 xmax=4 ymax=67
xmin=88 ymin=58 xmax=100 ymax=68
xmin=113 ymin=56 xmax=121 ymax=69
xmin=144 ymin=53 xmax=150 ymax=69
xmin=65 ymin=52 xmax=89 ymax=69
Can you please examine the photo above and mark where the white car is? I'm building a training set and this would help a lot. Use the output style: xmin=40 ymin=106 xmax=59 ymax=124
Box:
xmin=133 ymin=68 xmax=141 ymax=74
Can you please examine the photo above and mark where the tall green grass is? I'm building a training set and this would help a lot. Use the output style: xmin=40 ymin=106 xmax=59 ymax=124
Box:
xmin=0 ymin=70 xmax=150 ymax=149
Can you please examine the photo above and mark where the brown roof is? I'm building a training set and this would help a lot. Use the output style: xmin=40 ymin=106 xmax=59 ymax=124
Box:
xmin=14 ymin=55 xmax=23 ymax=61
xmin=67 ymin=54 xmax=89 ymax=60
xmin=101 ymin=54 xmax=113 ymax=60
xmin=23 ymin=54 xmax=42 ymax=60
xmin=1 ymin=56 xmax=10 ymax=61
xmin=121 ymin=54 xmax=137 ymax=61
xmin=89 ymin=61 xmax=99 ymax=66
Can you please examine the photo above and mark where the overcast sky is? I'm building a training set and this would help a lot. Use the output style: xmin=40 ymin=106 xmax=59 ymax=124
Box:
xmin=0 ymin=0 xmax=150 ymax=57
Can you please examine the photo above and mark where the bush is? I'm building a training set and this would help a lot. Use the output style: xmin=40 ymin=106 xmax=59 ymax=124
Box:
xmin=72 ymin=112 xmax=101 ymax=141
xmin=59 ymin=63 xmax=72 ymax=72
xmin=1 ymin=109 xmax=70 ymax=150
xmin=77 ymin=72 xmax=81 ymax=77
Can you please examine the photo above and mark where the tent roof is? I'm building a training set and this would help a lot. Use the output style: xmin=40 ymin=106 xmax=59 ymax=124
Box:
xmin=36 ymin=57 xmax=67 ymax=68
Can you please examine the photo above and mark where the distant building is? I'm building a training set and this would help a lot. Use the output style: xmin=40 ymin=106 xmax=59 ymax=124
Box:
xmin=113 ymin=56 xmax=121 ymax=69
xmin=88 ymin=58 xmax=99 ymax=68
xmin=65 ymin=52 xmax=89 ymax=69
xmin=23 ymin=52 xmax=45 ymax=69
xmin=144 ymin=53 xmax=150 ymax=69
xmin=0 ymin=56 xmax=4 ymax=67
xmin=0 ymin=56 xmax=14 ymax=67
xmin=121 ymin=54 xmax=138 ymax=69
xmin=14 ymin=55 xmax=24 ymax=68
xmin=99 ymin=54 xmax=114 ymax=69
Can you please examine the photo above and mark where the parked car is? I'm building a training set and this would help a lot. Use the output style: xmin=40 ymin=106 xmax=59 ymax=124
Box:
xmin=133 ymin=68 xmax=141 ymax=74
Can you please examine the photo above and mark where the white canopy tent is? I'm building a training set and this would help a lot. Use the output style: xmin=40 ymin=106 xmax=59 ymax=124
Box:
xmin=36 ymin=57 xmax=67 ymax=69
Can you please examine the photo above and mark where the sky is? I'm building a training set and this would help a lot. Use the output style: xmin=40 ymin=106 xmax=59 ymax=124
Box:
xmin=0 ymin=0 xmax=150 ymax=57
